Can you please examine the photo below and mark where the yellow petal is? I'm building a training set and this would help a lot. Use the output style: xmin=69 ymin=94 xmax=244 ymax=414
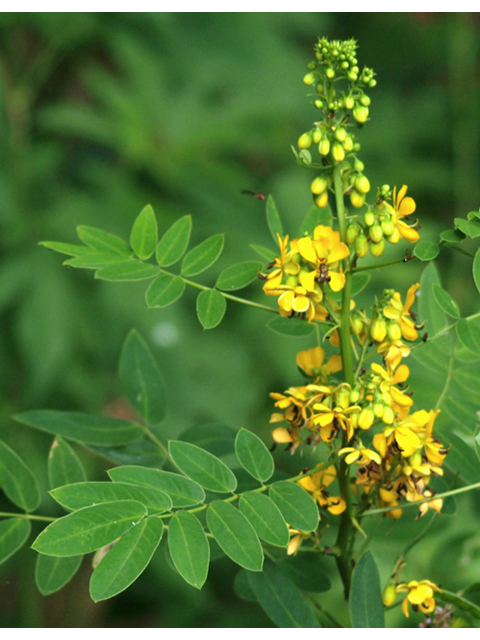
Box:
xmin=272 ymin=427 xmax=293 ymax=443
xmin=398 ymin=196 xmax=416 ymax=218
xmin=327 ymin=242 xmax=350 ymax=264
xmin=299 ymin=270 xmax=317 ymax=292
xmin=328 ymin=270 xmax=345 ymax=292
xmin=297 ymin=237 xmax=317 ymax=263
xmin=327 ymin=496 xmax=346 ymax=515
xmin=326 ymin=354 xmax=342 ymax=373
xmin=396 ymin=220 xmax=420 ymax=243
xmin=404 ymin=283 xmax=420 ymax=313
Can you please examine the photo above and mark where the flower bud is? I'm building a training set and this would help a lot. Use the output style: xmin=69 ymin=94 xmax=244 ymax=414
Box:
xmin=343 ymin=135 xmax=354 ymax=152
xmin=382 ymin=584 xmax=397 ymax=607
xmin=370 ymin=240 xmax=385 ymax=258
xmin=345 ymin=95 xmax=354 ymax=109
xmin=364 ymin=211 xmax=375 ymax=226
xmin=352 ymin=316 xmax=364 ymax=335
xmin=314 ymin=192 xmax=329 ymax=209
xmin=369 ymin=224 xmax=383 ymax=243
xmin=326 ymin=67 xmax=335 ymax=79
xmin=381 ymin=219 xmax=394 ymax=236
xmin=369 ymin=79 xmax=377 ymax=88
xmin=350 ymin=387 xmax=360 ymax=404
xmin=385 ymin=226 xmax=400 ymax=244
xmin=298 ymin=133 xmax=313 ymax=149
xmin=371 ymin=316 xmax=387 ymax=342
xmin=355 ymin=175 xmax=370 ymax=194
xmin=311 ymin=175 xmax=329 ymax=195
xmin=358 ymin=407 xmax=374 ymax=430
xmin=346 ymin=223 xmax=360 ymax=244
xmin=332 ymin=142 xmax=345 ymax=163
xmin=316 ymin=83 xmax=323 ymax=95
xmin=318 ymin=138 xmax=331 ymax=156
xmin=350 ymin=190 xmax=365 ymax=209
xmin=383 ymin=406 xmax=395 ymax=424
xmin=373 ymin=402 xmax=384 ymax=419
xmin=408 ymin=451 xmax=423 ymax=467
xmin=334 ymin=127 xmax=347 ymax=142
xmin=352 ymin=142 xmax=361 ymax=152
xmin=285 ymin=276 xmax=298 ymax=289
xmin=353 ymin=158 xmax=364 ymax=172
xmin=387 ymin=320 xmax=402 ymax=341
xmin=336 ymin=386 xmax=350 ymax=410
xmin=303 ymin=73 xmax=316 ymax=86
xmin=314 ymin=100 xmax=323 ymax=109
xmin=355 ymin=232 xmax=368 ymax=258
xmin=360 ymin=94 xmax=371 ymax=107
xmin=312 ymin=129 xmax=322 ymax=144
xmin=353 ymin=105 xmax=369 ymax=123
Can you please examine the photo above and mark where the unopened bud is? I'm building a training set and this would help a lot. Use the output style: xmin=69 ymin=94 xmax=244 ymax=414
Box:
xmin=326 ymin=67 xmax=335 ymax=79
xmin=343 ymin=135 xmax=354 ymax=152
xmin=311 ymin=175 xmax=329 ymax=194
xmin=353 ymin=105 xmax=369 ymax=123
xmin=358 ymin=407 xmax=374 ymax=430
xmin=369 ymin=224 xmax=383 ymax=243
xmin=350 ymin=388 xmax=360 ymax=404
xmin=382 ymin=584 xmax=397 ymax=607
xmin=298 ymin=133 xmax=313 ymax=149
xmin=383 ymin=406 xmax=395 ymax=424
xmin=364 ymin=211 xmax=375 ymax=226
xmin=371 ymin=316 xmax=387 ymax=342
xmin=346 ymin=224 xmax=360 ymax=244
xmin=312 ymin=129 xmax=322 ymax=144
xmin=350 ymin=190 xmax=365 ymax=209
xmin=355 ymin=175 xmax=370 ymax=194
xmin=381 ymin=219 xmax=394 ymax=236
xmin=385 ymin=226 xmax=401 ymax=244
xmin=314 ymin=192 xmax=329 ymax=209
xmin=360 ymin=94 xmax=371 ymax=107
xmin=373 ymin=402 xmax=384 ymax=419
xmin=354 ymin=232 xmax=368 ymax=258
xmin=303 ymin=73 xmax=316 ymax=86
xmin=408 ymin=451 xmax=423 ymax=467
xmin=285 ymin=276 xmax=298 ymax=289
xmin=387 ymin=320 xmax=402 ymax=341
xmin=336 ymin=387 xmax=350 ymax=410
xmin=332 ymin=142 xmax=345 ymax=163
xmin=345 ymin=95 xmax=355 ymax=110
xmin=319 ymin=138 xmax=331 ymax=156
xmin=334 ymin=127 xmax=347 ymax=142
xmin=370 ymin=240 xmax=384 ymax=258
xmin=353 ymin=158 xmax=365 ymax=172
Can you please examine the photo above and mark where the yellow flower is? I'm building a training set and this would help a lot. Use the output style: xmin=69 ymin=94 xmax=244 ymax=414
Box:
xmin=293 ymin=225 xmax=350 ymax=293
xmin=397 ymin=580 xmax=441 ymax=617
xmin=383 ymin=283 xmax=420 ymax=342
xmin=312 ymin=403 xmax=358 ymax=442
xmin=371 ymin=360 xmax=413 ymax=410
xmin=297 ymin=465 xmax=346 ymax=515
xmin=296 ymin=346 xmax=342 ymax=378
xmin=339 ymin=446 xmax=382 ymax=466
xmin=387 ymin=186 xmax=420 ymax=243
xmin=277 ymin=283 xmax=322 ymax=323
xmin=416 ymin=489 xmax=443 ymax=519
xmin=263 ymin=234 xmax=299 ymax=293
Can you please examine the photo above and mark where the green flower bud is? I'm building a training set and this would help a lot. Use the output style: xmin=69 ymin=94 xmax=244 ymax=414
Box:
xmin=303 ymin=73 xmax=316 ymax=86
xmin=355 ymin=175 xmax=371 ymax=194
xmin=364 ymin=211 xmax=375 ymax=226
xmin=346 ymin=223 xmax=360 ymax=244
xmin=353 ymin=105 xmax=369 ymax=123
xmin=387 ymin=320 xmax=402 ymax=341
xmin=370 ymin=239 xmax=385 ymax=257
xmin=345 ymin=95 xmax=355 ymax=110
xmin=353 ymin=158 xmax=365 ymax=172
xmin=341 ymin=61 xmax=349 ymax=70
xmin=371 ymin=316 xmax=387 ymax=342
xmin=307 ymin=62 xmax=316 ymax=71
xmin=316 ymin=83 xmax=323 ymax=95
xmin=352 ymin=316 xmax=364 ymax=335
xmin=314 ymin=192 xmax=329 ymax=209
xmin=382 ymin=584 xmax=397 ymax=607
xmin=360 ymin=94 xmax=371 ymax=107
xmin=408 ymin=451 xmax=423 ymax=467
xmin=348 ymin=70 xmax=358 ymax=82
xmin=383 ymin=406 xmax=395 ymax=424
xmin=343 ymin=135 xmax=354 ymax=152
xmin=314 ymin=100 xmax=323 ymax=109
xmin=369 ymin=223 xmax=383 ymax=243
xmin=285 ymin=276 xmax=298 ymax=288
xmin=311 ymin=175 xmax=329 ymax=194
xmin=373 ymin=402 xmax=384 ymax=419
xmin=334 ymin=127 xmax=347 ymax=142
xmin=352 ymin=142 xmax=361 ymax=152
xmin=312 ymin=129 xmax=322 ymax=145
xmin=332 ymin=142 xmax=345 ymax=163
xmin=385 ymin=226 xmax=401 ymax=244
xmin=358 ymin=407 xmax=374 ymax=430
xmin=350 ymin=387 xmax=360 ymax=404
xmin=298 ymin=133 xmax=313 ymax=149
xmin=381 ymin=219 xmax=395 ymax=236
xmin=369 ymin=79 xmax=377 ymax=88
xmin=355 ymin=232 xmax=368 ymax=258
xmin=336 ymin=387 xmax=350 ymax=410
xmin=350 ymin=190 xmax=365 ymax=209
xmin=319 ymin=138 xmax=331 ymax=156
xmin=326 ymin=67 xmax=335 ymax=79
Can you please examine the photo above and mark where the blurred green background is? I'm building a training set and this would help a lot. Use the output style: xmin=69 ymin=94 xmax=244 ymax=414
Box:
xmin=0 ymin=12 xmax=480 ymax=628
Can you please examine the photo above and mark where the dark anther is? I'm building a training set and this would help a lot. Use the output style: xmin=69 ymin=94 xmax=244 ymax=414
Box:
xmin=322 ymin=157 xmax=330 ymax=167
xmin=269 ymin=441 xmax=277 ymax=452
xmin=257 ymin=271 xmax=268 ymax=281
xmin=267 ymin=261 xmax=275 ymax=270
xmin=422 ymin=332 xmax=428 ymax=342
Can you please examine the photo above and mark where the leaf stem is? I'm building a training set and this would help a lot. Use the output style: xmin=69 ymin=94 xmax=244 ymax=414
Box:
xmin=351 ymin=257 xmax=414 ymax=273
xmin=0 ymin=511 xmax=57 ymax=523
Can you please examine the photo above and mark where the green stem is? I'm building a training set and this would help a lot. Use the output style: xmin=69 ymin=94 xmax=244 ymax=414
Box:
xmin=351 ymin=256 xmax=413 ymax=273
xmin=332 ymin=163 xmax=354 ymax=598
xmin=411 ymin=310 xmax=480 ymax=351
xmin=0 ymin=511 xmax=56 ymax=523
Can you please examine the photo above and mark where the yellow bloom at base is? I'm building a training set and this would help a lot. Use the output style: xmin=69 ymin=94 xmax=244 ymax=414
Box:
xmin=386 ymin=186 xmax=420 ymax=243
xmin=397 ymin=580 xmax=441 ymax=617
xmin=383 ymin=283 xmax=420 ymax=342
xmin=297 ymin=465 xmax=346 ymax=515
xmin=263 ymin=233 xmax=299 ymax=293
xmin=296 ymin=346 xmax=342 ymax=379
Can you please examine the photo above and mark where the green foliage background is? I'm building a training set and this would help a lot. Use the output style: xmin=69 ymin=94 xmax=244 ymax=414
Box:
xmin=0 ymin=12 xmax=480 ymax=627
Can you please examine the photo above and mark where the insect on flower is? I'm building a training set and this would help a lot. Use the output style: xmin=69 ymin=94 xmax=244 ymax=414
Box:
xmin=241 ymin=189 xmax=265 ymax=200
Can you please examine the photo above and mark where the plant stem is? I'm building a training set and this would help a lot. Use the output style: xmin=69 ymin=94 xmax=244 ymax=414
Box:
xmin=332 ymin=163 xmax=354 ymax=598
xmin=0 ymin=511 xmax=56 ymax=523
xmin=351 ymin=256 xmax=413 ymax=273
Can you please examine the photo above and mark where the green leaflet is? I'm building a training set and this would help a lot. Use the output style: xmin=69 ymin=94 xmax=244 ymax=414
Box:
xmin=168 ymin=511 xmax=209 ymax=589
xmin=64 ymin=252 xmax=131 ymax=269
xmin=235 ymin=429 xmax=274 ymax=482
xmin=413 ymin=241 xmax=439 ymax=261
xmin=130 ymin=204 xmax=158 ymax=260
xmin=206 ymin=501 xmax=263 ymax=571
xmin=40 ymin=241 xmax=98 ymax=257
xmin=250 ymin=244 xmax=277 ymax=262
xmin=432 ymin=284 xmax=460 ymax=318
xmin=90 ymin=516 xmax=164 ymax=602
xmin=215 ymin=262 xmax=262 ymax=291
xmin=119 ymin=329 xmax=167 ymax=425
xmin=169 ymin=441 xmax=237 ymax=493
xmin=181 ymin=234 xmax=224 ymax=276
xmin=156 ymin=215 xmax=192 ymax=267
xmin=299 ymin=204 xmax=332 ymax=236
xmin=48 ymin=436 xmax=87 ymax=490
xmin=107 ymin=466 xmax=205 ymax=508
xmin=95 ymin=261 xmax=160 ymax=281
xmin=266 ymin=317 xmax=315 ymax=337
xmin=247 ymin=559 xmax=319 ymax=628
xmin=456 ymin=317 xmax=480 ymax=356
xmin=349 ymin=551 xmax=385 ymax=628
xmin=50 ymin=481 xmax=172 ymax=515
xmin=88 ymin=439 xmax=166 ymax=469
xmin=178 ymin=423 xmax=237 ymax=457
xmin=0 ymin=518 xmax=31 ymax=565
xmin=0 ymin=441 xmax=41 ymax=512
xmin=145 ymin=274 xmax=186 ymax=308
xmin=474 ymin=248 xmax=480 ymax=295
xmin=76 ymin=225 xmax=133 ymax=256
xmin=278 ymin=554 xmax=331 ymax=593
xmin=196 ymin=289 xmax=227 ymax=329
xmin=35 ymin=554 xmax=83 ymax=596
xmin=32 ymin=500 xmax=148 ymax=557
xmin=455 ymin=217 xmax=480 ymax=238
xmin=266 ymin=195 xmax=284 ymax=244
xmin=15 ymin=410 xmax=144 ymax=447
xmin=238 ymin=493 xmax=289 ymax=547
xmin=269 ymin=481 xmax=319 ymax=532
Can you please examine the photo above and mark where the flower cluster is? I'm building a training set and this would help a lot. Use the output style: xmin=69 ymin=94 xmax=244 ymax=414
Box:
xmin=261 ymin=226 xmax=349 ymax=322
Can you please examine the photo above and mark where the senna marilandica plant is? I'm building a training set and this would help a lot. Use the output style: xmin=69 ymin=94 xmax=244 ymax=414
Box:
xmin=2 ymin=36 xmax=480 ymax=628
